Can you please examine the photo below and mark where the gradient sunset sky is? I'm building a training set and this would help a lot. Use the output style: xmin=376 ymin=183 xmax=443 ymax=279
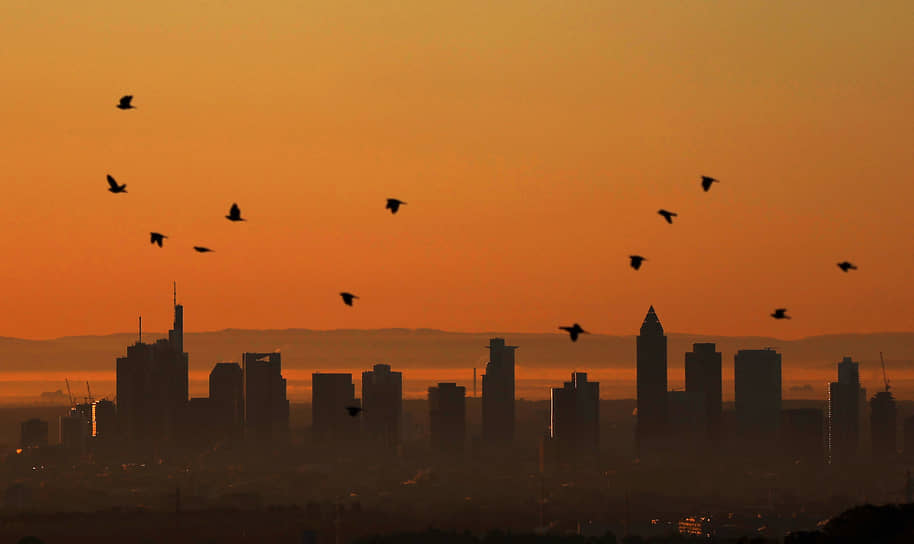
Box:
xmin=2 ymin=1 xmax=913 ymax=340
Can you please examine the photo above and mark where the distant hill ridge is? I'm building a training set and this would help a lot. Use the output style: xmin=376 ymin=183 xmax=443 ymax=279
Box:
xmin=1 ymin=328 xmax=913 ymax=374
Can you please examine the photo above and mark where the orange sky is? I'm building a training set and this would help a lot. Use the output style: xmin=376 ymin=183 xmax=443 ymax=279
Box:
xmin=2 ymin=1 xmax=913 ymax=340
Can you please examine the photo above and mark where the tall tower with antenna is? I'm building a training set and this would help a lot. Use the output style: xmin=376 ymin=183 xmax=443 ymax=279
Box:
xmin=169 ymin=281 xmax=183 ymax=353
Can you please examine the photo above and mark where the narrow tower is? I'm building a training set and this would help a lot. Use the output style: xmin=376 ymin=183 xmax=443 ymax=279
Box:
xmin=636 ymin=306 xmax=668 ymax=455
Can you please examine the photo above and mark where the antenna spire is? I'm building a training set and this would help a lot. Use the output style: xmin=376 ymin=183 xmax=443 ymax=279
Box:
xmin=173 ymin=281 xmax=177 ymax=307
xmin=138 ymin=316 xmax=142 ymax=343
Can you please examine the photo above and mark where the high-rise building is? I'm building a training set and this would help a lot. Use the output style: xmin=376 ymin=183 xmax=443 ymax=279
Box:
xmin=684 ymin=343 xmax=722 ymax=439
xmin=482 ymin=338 xmax=517 ymax=444
xmin=115 ymin=288 xmax=189 ymax=444
xmin=550 ymin=372 xmax=599 ymax=461
xmin=312 ymin=373 xmax=358 ymax=442
xmin=870 ymin=390 xmax=897 ymax=460
xmin=781 ymin=408 xmax=824 ymax=465
xmin=361 ymin=364 xmax=402 ymax=448
xmin=734 ymin=348 xmax=782 ymax=445
xmin=20 ymin=419 xmax=48 ymax=449
xmin=210 ymin=362 xmax=244 ymax=442
xmin=91 ymin=400 xmax=116 ymax=439
xmin=904 ymin=415 xmax=914 ymax=460
xmin=59 ymin=415 xmax=88 ymax=454
xmin=428 ymin=382 xmax=466 ymax=453
xmin=827 ymin=357 xmax=862 ymax=464
xmin=183 ymin=397 xmax=216 ymax=447
xmin=636 ymin=306 xmax=668 ymax=453
xmin=667 ymin=390 xmax=707 ymax=454
xmin=243 ymin=353 xmax=289 ymax=442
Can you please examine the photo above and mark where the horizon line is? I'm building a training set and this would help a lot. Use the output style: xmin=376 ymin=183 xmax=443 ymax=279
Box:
xmin=3 ymin=327 xmax=914 ymax=343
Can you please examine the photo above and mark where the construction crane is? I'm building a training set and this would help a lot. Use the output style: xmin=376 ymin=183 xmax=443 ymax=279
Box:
xmin=65 ymin=378 xmax=74 ymax=407
xmin=880 ymin=352 xmax=891 ymax=392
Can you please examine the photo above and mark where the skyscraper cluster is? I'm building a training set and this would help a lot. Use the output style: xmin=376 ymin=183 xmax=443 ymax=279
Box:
xmin=109 ymin=288 xmax=290 ymax=452
xmin=21 ymin=297 xmax=908 ymax=468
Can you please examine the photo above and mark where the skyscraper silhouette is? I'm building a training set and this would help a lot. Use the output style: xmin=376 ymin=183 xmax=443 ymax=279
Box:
xmin=904 ymin=415 xmax=914 ymax=460
xmin=636 ymin=306 xmax=668 ymax=455
xmin=667 ymin=390 xmax=707 ymax=455
xmin=312 ymin=373 xmax=358 ymax=443
xmin=870 ymin=390 xmax=897 ymax=460
xmin=59 ymin=414 xmax=88 ymax=454
xmin=243 ymin=353 xmax=289 ymax=443
xmin=210 ymin=362 xmax=244 ymax=442
xmin=780 ymin=408 xmax=824 ymax=465
xmin=20 ymin=419 xmax=48 ymax=449
xmin=91 ymin=399 xmax=116 ymax=440
xmin=550 ymin=372 xmax=599 ymax=462
xmin=361 ymin=363 xmax=402 ymax=449
xmin=734 ymin=348 xmax=781 ymax=447
xmin=482 ymin=338 xmax=516 ymax=445
xmin=684 ymin=343 xmax=722 ymax=440
xmin=827 ymin=357 xmax=862 ymax=464
xmin=428 ymin=382 xmax=466 ymax=453
xmin=115 ymin=291 xmax=189 ymax=445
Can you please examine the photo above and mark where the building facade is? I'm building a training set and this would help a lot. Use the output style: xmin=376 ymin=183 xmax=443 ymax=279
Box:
xmin=243 ymin=353 xmax=289 ymax=443
xmin=734 ymin=348 xmax=782 ymax=445
xmin=781 ymin=408 xmax=824 ymax=465
xmin=636 ymin=306 xmax=668 ymax=454
xmin=210 ymin=362 xmax=244 ymax=442
xmin=361 ymin=364 xmax=403 ymax=448
xmin=482 ymin=338 xmax=517 ymax=445
xmin=312 ymin=373 xmax=358 ymax=442
xmin=429 ymin=382 xmax=466 ymax=453
xmin=827 ymin=356 xmax=862 ymax=464
xmin=115 ymin=293 xmax=189 ymax=445
xmin=550 ymin=372 xmax=600 ymax=461
xmin=870 ymin=390 xmax=897 ymax=460
xmin=684 ymin=343 xmax=722 ymax=439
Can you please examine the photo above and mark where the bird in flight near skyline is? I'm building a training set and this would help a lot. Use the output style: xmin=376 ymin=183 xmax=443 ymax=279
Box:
xmin=837 ymin=261 xmax=857 ymax=272
xmin=386 ymin=198 xmax=406 ymax=214
xmin=106 ymin=174 xmax=126 ymax=194
xmin=345 ymin=406 xmax=363 ymax=417
xmin=701 ymin=176 xmax=718 ymax=192
xmin=629 ymin=255 xmax=646 ymax=270
xmin=559 ymin=323 xmax=588 ymax=342
xmin=340 ymin=292 xmax=359 ymax=306
xmin=116 ymin=95 xmax=135 ymax=110
xmin=225 ymin=203 xmax=245 ymax=222
xmin=193 ymin=246 xmax=214 ymax=253
xmin=658 ymin=209 xmax=677 ymax=224
xmin=150 ymin=232 xmax=167 ymax=247
xmin=771 ymin=308 xmax=790 ymax=319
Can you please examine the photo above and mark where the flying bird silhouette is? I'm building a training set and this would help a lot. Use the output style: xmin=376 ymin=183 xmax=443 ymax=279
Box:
xmin=225 ymin=203 xmax=245 ymax=222
xmin=117 ymin=95 xmax=135 ymax=110
xmin=340 ymin=292 xmax=359 ymax=306
xmin=106 ymin=174 xmax=127 ymax=193
xmin=345 ymin=406 xmax=363 ymax=417
xmin=559 ymin=323 xmax=588 ymax=342
xmin=837 ymin=261 xmax=858 ymax=272
xmin=771 ymin=308 xmax=790 ymax=320
xmin=658 ymin=209 xmax=677 ymax=224
xmin=629 ymin=255 xmax=646 ymax=270
xmin=193 ymin=246 xmax=214 ymax=253
xmin=386 ymin=198 xmax=406 ymax=214
xmin=150 ymin=232 xmax=167 ymax=247
xmin=701 ymin=176 xmax=718 ymax=192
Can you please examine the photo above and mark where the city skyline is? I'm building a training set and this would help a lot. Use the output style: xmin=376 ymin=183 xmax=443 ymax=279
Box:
xmin=3 ymin=2 xmax=914 ymax=541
